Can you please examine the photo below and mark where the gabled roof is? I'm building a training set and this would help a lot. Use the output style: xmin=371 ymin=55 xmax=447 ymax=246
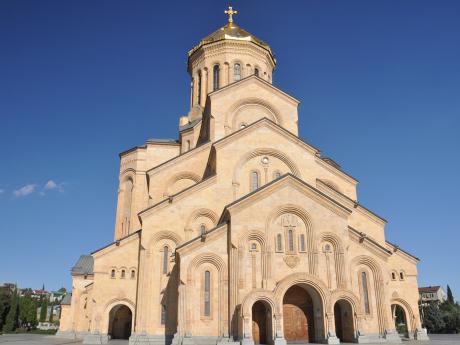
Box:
xmin=208 ymin=75 xmax=300 ymax=105
xmin=221 ymin=173 xmax=352 ymax=222
xmin=71 ymin=255 xmax=94 ymax=276
xmin=61 ymin=293 xmax=72 ymax=305
xmin=180 ymin=118 xmax=201 ymax=132
xmin=419 ymin=286 xmax=442 ymax=293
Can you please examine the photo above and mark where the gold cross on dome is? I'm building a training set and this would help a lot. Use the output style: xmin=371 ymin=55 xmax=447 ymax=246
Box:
xmin=224 ymin=6 xmax=238 ymax=23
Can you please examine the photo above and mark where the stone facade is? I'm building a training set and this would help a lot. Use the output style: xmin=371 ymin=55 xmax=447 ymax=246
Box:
xmin=58 ymin=8 xmax=429 ymax=345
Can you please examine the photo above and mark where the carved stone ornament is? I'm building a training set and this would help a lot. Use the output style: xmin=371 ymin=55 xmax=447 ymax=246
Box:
xmin=283 ymin=255 xmax=299 ymax=268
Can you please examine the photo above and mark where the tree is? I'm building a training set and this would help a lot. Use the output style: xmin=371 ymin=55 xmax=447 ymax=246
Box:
xmin=3 ymin=289 xmax=19 ymax=332
xmin=39 ymin=298 xmax=48 ymax=323
xmin=447 ymin=285 xmax=455 ymax=304
xmin=19 ymin=295 xmax=37 ymax=328
xmin=423 ymin=302 xmax=445 ymax=333
xmin=0 ymin=289 xmax=12 ymax=331
xmin=57 ymin=287 xmax=67 ymax=294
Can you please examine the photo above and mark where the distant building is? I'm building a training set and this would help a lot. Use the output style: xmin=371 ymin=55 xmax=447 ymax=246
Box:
xmin=0 ymin=282 xmax=16 ymax=293
xmin=419 ymin=286 xmax=447 ymax=305
xmin=50 ymin=290 xmax=66 ymax=303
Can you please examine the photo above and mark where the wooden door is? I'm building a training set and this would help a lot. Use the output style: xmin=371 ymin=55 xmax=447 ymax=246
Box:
xmin=283 ymin=304 xmax=308 ymax=341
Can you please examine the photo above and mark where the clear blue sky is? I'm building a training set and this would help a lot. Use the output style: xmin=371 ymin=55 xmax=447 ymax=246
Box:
xmin=0 ymin=0 xmax=459 ymax=298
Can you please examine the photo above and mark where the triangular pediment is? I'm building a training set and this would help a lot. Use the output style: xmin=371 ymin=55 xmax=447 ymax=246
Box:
xmin=221 ymin=173 xmax=352 ymax=222
xmin=208 ymin=75 xmax=300 ymax=105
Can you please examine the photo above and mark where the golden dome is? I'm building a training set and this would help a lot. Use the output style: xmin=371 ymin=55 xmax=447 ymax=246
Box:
xmin=188 ymin=21 xmax=274 ymax=59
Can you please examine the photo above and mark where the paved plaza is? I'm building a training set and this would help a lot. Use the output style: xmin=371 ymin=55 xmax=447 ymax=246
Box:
xmin=1 ymin=334 xmax=460 ymax=345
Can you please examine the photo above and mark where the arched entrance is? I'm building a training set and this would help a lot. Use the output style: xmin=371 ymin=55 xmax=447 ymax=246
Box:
xmin=392 ymin=304 xmax=408 ymax=338
xmin=282 ymin=285 xmax=315 ymax=343
xmin=108 ymin=305 xmax=132 ymax=340
xmin=252 ymin=301 xmax=272 ymax=344
xmin=334 ymin=300 xmax=355 ymax=343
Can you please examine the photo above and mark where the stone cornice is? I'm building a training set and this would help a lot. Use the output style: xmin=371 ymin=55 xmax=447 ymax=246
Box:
xmin=315 ymin=156 xmax=358 ymax=185
xmin=176 ymin=223 xmax=227 ymax=255
xmin=91 ymin=230 xmax=141 ymax=258
xmin=145 ymin=141 xmax=212 ymax=177
xmin=209 ymin=75 xmax=299 ymax=105
xmin=213 ymin=117 xmax=318 ymax=155
xmin=316 ymin=179 xmax=387 ymax=226
xmin=348 ymin=226 xmax=392 ymax=260
xmin=223 ymin=173 xmax=352 ymax=221
xmin=138 ymin=175 xmax=217 ymax=222
xmin=386 ymin=240 xmax=420 ymax=264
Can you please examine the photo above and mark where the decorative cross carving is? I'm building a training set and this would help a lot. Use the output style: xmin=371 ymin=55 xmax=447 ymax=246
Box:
xmin=224 ymin=6 xmax=238 ymax=23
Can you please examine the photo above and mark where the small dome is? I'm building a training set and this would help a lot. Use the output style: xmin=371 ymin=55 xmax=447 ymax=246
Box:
xmin=188 ymin=22 xmax=273 ymax=58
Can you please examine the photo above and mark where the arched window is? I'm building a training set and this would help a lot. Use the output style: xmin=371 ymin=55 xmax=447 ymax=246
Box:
xmin=251 ymin=243 xmax=257 ymax=250
xmin=361 ymin=271 xmax=370 ymax=314
xmin=186 ymin=140 xmax=191 ymax=151
xmin=391 ymin=272 xmax=396 ymax=280
xmin=161 ymin=304 xmax=167 ymax=325
xmin=250 ymin=171 xmax=259 ymax=191
xmin=197 ymin=70 xmax=202 ymax=104
xmin=122 ymin=178 xmax=134 ymax=236
xmin=163 ymin=246 xmax=169 ymax=274
xmin=111 ymin=269 xmax=115 ymax=279
xmin=213 ymin=65 xmax=220 ymax=91
xmin=276 ymin=234 xmax=283 ymax=251
xmin=200 ymin=224 xmax=206 ymax=236
xmin=121 ymin=269 xmax=125 ymax=279
xmin=399 ymin=271 xmax=405 ymax=280
xmin=234 ymin=63 xmax=241 ymax=81
xmin=299 ymin=234 xmax=305 ymax=252
xmin=254 ymin=68 xmax=259 ymax=77
xmin=204 ymin=270 xmax=211 ymax=316
xmin=273 ymin=171 xmax=281 ymax=180
xmin=288 ymin=229 xmax=294 ymax=252
xmin=131 ymin=270 xmax=135 ymax=279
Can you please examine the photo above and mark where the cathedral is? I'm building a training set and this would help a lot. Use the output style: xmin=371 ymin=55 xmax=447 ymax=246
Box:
xmin=58 ymin=7 xmax=429 ymax=345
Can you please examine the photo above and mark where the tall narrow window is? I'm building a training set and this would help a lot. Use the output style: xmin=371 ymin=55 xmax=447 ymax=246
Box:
xmin=276 ymin=234 xmax=283 ymax=251
xmin=111 ymin=269 xmax=115 ymax=279
xmin=251 ymin=171 xmax=259 ymax=191
xmin=122 ymin=178 xmax=134 ymax=236
xmin=204 ymin=271 xmax=211 ymax=316
xmin=361 ymin=271 xmax=370 ymax=314
xmin=163 ymin=246 xmax=169 ymax=274
xmin=288 ymin=229 xmax=294 ymax=252
xmin=213 ymin=65 xmax=220 ymax=91
xmin=234 ymin=63 xmax=241 ymax=81
xmin=200 ymin=224 xmax=206 ymax=236
xmin=131 ymin=270 xmax=135 ymax=279
xmin=161 ymin=304 xmax=167 ymax=325
xmin=197 ymin=71 xmax=202 ymax=104
xmin=121 ymin=270 xmax=125 ymax=279
xmin=300 ymin=234 xmax=305 ymax=252
xmin=254 ymin=68 xmax=259 ymax=77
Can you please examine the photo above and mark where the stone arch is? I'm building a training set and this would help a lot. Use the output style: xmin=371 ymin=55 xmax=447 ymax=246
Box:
xmin=148 ymin=231 xmax=183 ymax=250
xmin=238 ymin=230 xmax=270 ymax=289
xmin=225 ymin=97 xmax=282 ymax=133
xmin=185 ymin=253 xmax=228 ymax=338
xmin=241 ymin=291 xmax=276 ymax=345
xmin=330 ymin=289 xmax=362 ymax=316
xmin=351 ymin=255 xmax=387 ymax=336
xmin=233 ymin=148 xmax=301 ymax=188
xmin=101 ymin=298 xmax=135 ymax=337
xmin=266 ymin=204 xmax=316 ymax=275
xmin=163 ymin=171 xmax=201 ymax=197
xmin=391 ymin=298 xmax=417 ymax=335
xmin=118 ymin=173 xmax=135 ymax=237
xmin=185 ymin=208 xmax=219 ymax=232
xmin=274 ymin=272 xmax=331 ymax=311
xmin=241 ymin=290 xmax=276 ymax=317
xmin=318 ymin=232 xmax=346 ymax=289
xmin=274 ymin=273 xmax=330 ymax=343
